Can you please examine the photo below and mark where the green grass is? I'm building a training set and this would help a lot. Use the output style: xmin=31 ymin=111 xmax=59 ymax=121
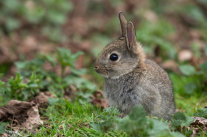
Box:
xmin=26 ymin=99 xmax=128 ymax=136
xmin=23 ymin=92 xmax=207 ymax=136
xmin=170 ymin=73 xmax=207 ymax=115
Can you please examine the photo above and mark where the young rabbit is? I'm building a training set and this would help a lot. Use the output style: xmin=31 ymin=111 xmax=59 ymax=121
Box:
xmin=95 ymin=12 xmax=175 ymax=120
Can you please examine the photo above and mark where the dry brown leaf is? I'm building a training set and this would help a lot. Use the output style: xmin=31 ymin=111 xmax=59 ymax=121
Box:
xmin=91 ymin=91 xmax=109 ymax=109
xmin=1 ymin=133 xmax=8 ymax=137
xmin=190 ymin=129 xmax=197 ymax=137
xmin=191 ymin=117 xmax=207 ymax=128
xmin=66 ymin=17 xmax=89 ymax=36
xmin=0 ymin=100 xmax=43 ymax=131
xmin=0 ymin=36 xmax=18 ymax=63
xmin=161 ymin=60 xmax=179 ymax=72
xmin=19 ymin=105 xmax=43 ymax=130
xmin=189 ymin=117 xmax=207 ymax=136
xmin=19 ymin=36 xmax=38 ymax=54
xmin=178 ymin=50 xmax=193 ymax=62
xmin=0 ymin=100 xmax=34 ymax=121
xmin=64 ymin=85 xmax=77 ymax=101
xmin=144 ymin=10 xmax=158 ymax=23
xmin=189 ymin=29 xmax=203 ymax=40
xmin=31 ymin=91 xmax=56 ymax=109
xmin=2 ymin=130 xmax=22 ymax=137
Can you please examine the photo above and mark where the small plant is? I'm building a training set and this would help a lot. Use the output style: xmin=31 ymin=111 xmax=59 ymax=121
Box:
xmin=0 ymin=73 xmax=40 ymax=101
xmin=171 ymin=112 xmax=194 ymax=131
xmin=11 ymin=48 xmax=95 ymax=100
xmin=171 ymin=61 xmax=207 ymax=96
xmin=56 ymin=48 xmax=84 ymax=77
xmin=194 ymin=108 xmax=207 ymax=119
xmin=92 ymin=107 xmax=120 ymax=132
xmin=0 ymin=122 xmax=8 ymax=134
xmin=92 ymin=106 xmax=186 ymax=137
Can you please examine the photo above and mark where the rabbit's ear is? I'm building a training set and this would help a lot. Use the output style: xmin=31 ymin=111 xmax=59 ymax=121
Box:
xmin=118 ymin=12 xmax=127 ymax=36
xmin=126 ymin=21 xmax=137 ymax=51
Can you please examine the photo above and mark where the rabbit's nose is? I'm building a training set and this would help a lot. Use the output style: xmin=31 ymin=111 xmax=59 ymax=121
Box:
xmin=94 ymin=66 xmax=99 ymax=70
xmin=94 ymin=65 xmax=100 ymax=73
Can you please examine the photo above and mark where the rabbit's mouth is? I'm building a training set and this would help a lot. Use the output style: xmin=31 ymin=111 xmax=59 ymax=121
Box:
xmin=94 ymin=66 xmax=109 ymax=78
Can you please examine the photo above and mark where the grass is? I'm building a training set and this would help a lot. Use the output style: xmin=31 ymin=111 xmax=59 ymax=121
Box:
xmin=22 ymin=90 xmax=207 ymax=136
xmin=170 ymin=73 xmax=207 ymax=115
xmin=25 ymin=99 xmax=128 ymax=136
xmin=10 ymin=70 xmax=205 ymax=136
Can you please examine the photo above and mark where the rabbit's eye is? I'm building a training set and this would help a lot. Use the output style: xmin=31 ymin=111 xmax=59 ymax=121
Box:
xmin=109 ymin=53 xmax=119 ymax=61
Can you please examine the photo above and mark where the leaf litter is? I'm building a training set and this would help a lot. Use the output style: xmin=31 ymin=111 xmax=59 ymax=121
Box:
xmin=91 ymin=90 xmax=109 ymax=109
xmin=0 ymin=92 xmax=56 ymax=135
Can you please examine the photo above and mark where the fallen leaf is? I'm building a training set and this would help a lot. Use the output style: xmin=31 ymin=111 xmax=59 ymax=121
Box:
xmin=161 ymin=60 xmax=179 ymax=72
xmin=190 ymin=129 xmax=197 ymax=137
xmin=1 ymin=133 xmax=8 ymax=137
xmin=191 ymin=117 xmax=207 ymax=128
xmin=144 ymin=10 xmax=158 ymax=23
xmin=2 ymin=130 xmax=22 ymax=137
xmin=0 ymin=100 xmax=43 ymax=131
xmin=20 ymin=36 xmax=38 ymax=54
xmin=31 ymin=91 xmax=56 ymax=109
xmin=189 ymin=29 xmax=204 ymax=40
xmin=178 ymin=50 xmax=193 ymax=62
xmin=64 ymin=85 xmax=77 ymax=102
xmin=20 ymin=105 xmax=43 ymax=130
xmin=189 ymin=117 xmax=207 ymax=136
xmin=0 ymin=100 xmax=34 ymax=121
xmin=91 ymin=91 xmax=109 ymax=109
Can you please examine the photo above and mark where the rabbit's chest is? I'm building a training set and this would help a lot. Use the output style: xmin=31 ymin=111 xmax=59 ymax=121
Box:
xmin=104 ymin=79 xmax=140 ymax=114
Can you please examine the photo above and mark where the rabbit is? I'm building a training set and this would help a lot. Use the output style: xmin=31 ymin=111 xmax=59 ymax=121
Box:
xmin=94 ymin=12 xmax=176 ymax=120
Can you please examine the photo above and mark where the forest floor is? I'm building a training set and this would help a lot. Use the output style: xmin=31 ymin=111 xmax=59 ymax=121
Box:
xmin=0 ymin=0 xmax=207 ymax=136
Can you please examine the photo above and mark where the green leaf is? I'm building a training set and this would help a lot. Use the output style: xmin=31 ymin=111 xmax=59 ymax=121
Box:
xmin=129 ymin=105 xmax=146 ymax=120
xmin=47 ymin=10 xmax=66 ymax=25
xmin=70 ymin=68 xmax=86 ymax=76
xmin=42 ymin=27 xmax=66 ymax=42
xmin=0 ymin=122 xmax=7 ymax=134
xmin=200 ymin=62 xmax=207 ymax=73
xmin=179 ymin=65 xmax=196 ymax=76
xmin=117 ymin=106 xmax=149 ymax=136
xmin=3 ymin=0 xmax=21 ymax=11
xmin=64 ymin=76 xmax=96 ymax=91
xmin=6 ymin=18 xmax=20 ymax=31
xmin=194 ymin=108 xmax=207 ymax=119
xmin=184 ymin=83 xmax=196 ymax=95
xmin=43 ymin=55 xmax=56 ymax=66
xmin=148 ymin=119 xmax=170 ymax=136
xmin=76 ymin=92 xmax=92 ymax=104
xmin=170 ymin=132 xmax=185 ymax=137
xmin=25 ymin=6 xmax=45 ymax=23
xmin=171 ymin=112 xmax=193 ymax=128
xmin=48 ymin=98 xmax=59 ymax=105
xmin=103 ymin=107 xmax=120 ymax=116
xmin=205 ymin=45 xmax=207 ymax=55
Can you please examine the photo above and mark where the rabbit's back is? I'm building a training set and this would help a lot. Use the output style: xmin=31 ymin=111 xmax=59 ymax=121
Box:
xmin=139 ymin=59 xmax=175 ymax=119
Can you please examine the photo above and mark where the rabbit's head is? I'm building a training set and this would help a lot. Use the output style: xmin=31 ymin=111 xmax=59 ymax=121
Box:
xmin=95 ymin=12 xmax=145 ymax=79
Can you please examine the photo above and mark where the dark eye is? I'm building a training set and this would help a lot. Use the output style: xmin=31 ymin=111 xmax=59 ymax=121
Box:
xmin=109 ymin=53 xmax=119 ymax=61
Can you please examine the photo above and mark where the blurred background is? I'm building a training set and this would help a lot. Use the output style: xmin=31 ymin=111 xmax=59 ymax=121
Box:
xmin=0 ymin=0 xmax=207 ymax=113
